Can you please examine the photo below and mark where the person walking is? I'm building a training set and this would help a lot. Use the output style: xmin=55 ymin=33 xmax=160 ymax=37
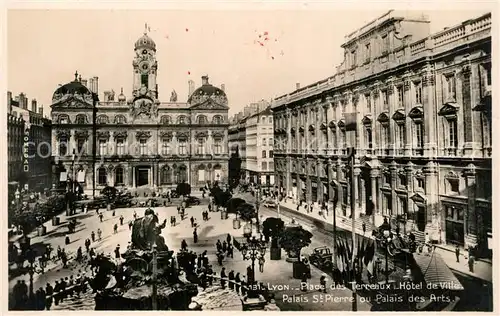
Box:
xmin=222 ymin=241 xmax=227 ymax=253
xmin=190 ymin=216 xmax=195 ymax=228
xmin=85 ymin=238 xmax=91 ymax=253
xmin=258 ymin=255 xmax=265 ymax=273
xmin=91 ymin=231 xmax=96 ymax=242
xmin=226 ymin=233 xmax=232 ymax=245
xmin=128 ymin=220 xmax=133 ymax=230
xmin=227 ymin=244 xmax=234 ymax=258
xmin=320 ymin=274 xmax=327 ymax=293
xmin=181 ymin=239 xmax=188 ymax=251
xmin=455 ymin=245 xmax=460 ymax=263
xmin=234 ymin=272 xmax=241 ymax=294
xmin=228 ymin=270 xmax=235 ymax=290
xmin=113 ymin=223 xmax=118 ymax=234
xmin=45 ymin=283 xmax=53 ymax=310
xmin=65 ymin=234 xmax=70 ymax=245
xmin=119 ymin=215 xmax=124 ymax=226
xmin=114 ymin=245 xmax=121 ymax=259
xmin=97 ymin=228 xmax=102 ymax=241
xmin=193 ymin=227 xmax=198 ymax=244
xmin=99 ymin=212 xmax=103 ymax=222
xmin=220 ymin=267 xmax=227 ymax=289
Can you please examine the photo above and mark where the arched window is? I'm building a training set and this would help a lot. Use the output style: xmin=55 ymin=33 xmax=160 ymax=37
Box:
xmin=97 ymin=115 xmax=109 ymax=124
xmin=59 ymin=138 xmax=68 ymax=156
xmin=197 ymin=115 xmax=207 ymax=124
xmin=115 ymin=115 xmax=126 ymax=124
xmin=160 ymin=115 xmax=172 ymax=125
xmin=262 ymin=116 xmax=266 ymax=123
xmin=58 ymin=115 xmax=70 ymax=124
xmin=75 ymin=114 xmax=86 ymax=124
xmin=161 ymin=166 xmax=172 ymax=184
xmin=115 ymin=166 xmax=124 ymax=185
xmin=178 ymin=115 xmax=187 ymax=125
xmin=177 ymin=165 xmax=187 ymax=183
xmin=98 ymin=167 xmax=107 ymax=185
xmin=213 ymin=115 xmax=223 ymax=124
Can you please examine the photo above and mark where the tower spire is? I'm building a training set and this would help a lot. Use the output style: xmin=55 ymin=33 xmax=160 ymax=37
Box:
xmin=74 ymin=71 xmax=78 ymax=81
xmin=144 ymin=23 xmax=148 ymax=34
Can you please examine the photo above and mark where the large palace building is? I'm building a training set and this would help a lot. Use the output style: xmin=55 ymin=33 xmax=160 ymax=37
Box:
xmin=272 ymin=11 xmax=491 ymax=254
xmin=51 ymin=30 xmax=230 ymax=193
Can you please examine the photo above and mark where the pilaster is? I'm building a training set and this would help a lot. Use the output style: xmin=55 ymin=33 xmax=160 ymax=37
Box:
xmin=422 ymin=67 xmax=437 ymax=157
xmin=423 ymin=161 xmax=439 ymax=225
xmin=390 ymin=161 xmax=398 ymax=220
xmin=464 ymin=163 xmax=478 ymax=247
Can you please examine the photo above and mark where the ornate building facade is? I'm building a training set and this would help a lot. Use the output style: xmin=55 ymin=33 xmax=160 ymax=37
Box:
xmin=272 ymin=11 xmax=491 ymax=254
xmin=51 ymin=30 xmax=230 ymax=193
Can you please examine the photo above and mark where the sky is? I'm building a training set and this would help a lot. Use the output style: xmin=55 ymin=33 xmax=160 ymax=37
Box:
xmin=7 ymin=8 xmax=492 ymax=116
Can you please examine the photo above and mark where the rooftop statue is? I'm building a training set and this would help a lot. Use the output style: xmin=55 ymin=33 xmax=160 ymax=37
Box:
xmin=170 ymin=90 xmax=178 ymax=102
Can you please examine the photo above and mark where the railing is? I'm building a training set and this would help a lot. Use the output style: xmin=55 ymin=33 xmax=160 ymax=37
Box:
xmin=433 ymin=26 xmax=466 ymax=46
xmin=410 ymin=39 xmax=426 ymax=54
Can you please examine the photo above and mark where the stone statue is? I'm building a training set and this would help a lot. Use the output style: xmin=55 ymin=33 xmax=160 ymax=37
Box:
xmin=131 ymin=208 xmax=168 ymax=251
xmin=110 ymin=90 xmax=116 ymax=101
xmin=170 ymin=90 xmax=178 ymax=102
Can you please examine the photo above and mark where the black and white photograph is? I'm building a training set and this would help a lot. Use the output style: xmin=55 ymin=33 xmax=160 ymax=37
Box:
xmin=4 ymin=1 xmax=494 ymax=312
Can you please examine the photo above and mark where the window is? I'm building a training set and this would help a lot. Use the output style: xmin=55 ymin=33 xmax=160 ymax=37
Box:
xmin=399 ymin=174 xmax=407 ymax=187
xmin=115 ymin=167 xmax=124 ymax=186
xmin=364 ymin=127 xmax=373 ymax=149
xmin=381 ymin=34 xmax=389 ymax=53
xmin=444 ymin=75 xmax=456 ymax=101
xmin=161 ymin=167 xmax=172 ymax=184
xmin=213 ymin=116 xmax=223 ymax=124
xmin=365 ymin=94 xmax=371 ymax=112
xmin=269 ymin=117 xmax=273 ymax=123
xmin=178 ymin=140 xmax=187 ymax=155
xmin=197 ymin=138 xmax=205 ymax=155
xmin=77 ymin=139 xmax=85 ymax=154
xmin=269 ymin=138 xmax=273 ymax=146
xmin=365 ymin=43 xmax=371 ymax=61
xmin=448 ymin=119 xmax=458 ymax=148
xmin=382 ymin=90 xmax=389 ymax=109
xmin=116 ymin=139 xmax=125 ymax=155
xmin=178 ymin=116 xmax=186 ymax=125
xmin=141 ymin=74 xmax=148 ymax=88
xmin=115 ymin=115 xmax=126 ymax=124
xmin=198 ymin=116 xmax=207 ymax=124
xmin=397 ymin=86 xmax=404 ymax=107
xmin=98 ymin=167 xmax=107 ymax=185
xmin=352 ymin=50 xmax=357 ymax=66
xmin=99 ymin=140 xmax=107 ymax=155
xmin=59 ymin=116 xmax=69 ymax=124
xmin=161 ymin=116 xmax=172 ymax=125
xmin=447 ymin=178 xmax=460 ymax=194
xmin=59 ymin=140 xmax=67 ymax=156
xmin=161 ymin=140 xmax=171 ymax=155
xmin=414 ymin=82 xmax=422 ymax=104
xmin=139 ymin=139 xmax=147 ymax=155
xmin=262 ymin=116 xmax=266 ymax=123
xmin=384 ymin=173 xmax=391 ymax=185
xmin=381 ymin=125 xmax=389 ymax=146
xmin=417 ymin=178 xmax=425 ymax=191
xmin=340 ymin=130 xmax=346 ymax=147
xmin=262 ymin=150 xmax=267 ymax=158
xmin=263 ymin=139 xmax=267 ymax=146
xmin=414 ymin=122 xmax=424 ymax=148
xmin=262 ymin=162 xmax=267 ymax=170
xmin=397 ymin=124 xmax=405 ymax=148
xmin=76 ymin=115 xmax=86 ymax=124
xmin=214 ymin=139 xmax=222 ymax=155
xmin=269 ymin=150 xmax=273 ymax=158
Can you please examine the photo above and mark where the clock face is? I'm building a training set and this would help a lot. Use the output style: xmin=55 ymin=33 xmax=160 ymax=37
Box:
xmin=142 ymin=49 xmax=148 ymax=55
xmin=140 ymin=63 xmax=150 ymax=73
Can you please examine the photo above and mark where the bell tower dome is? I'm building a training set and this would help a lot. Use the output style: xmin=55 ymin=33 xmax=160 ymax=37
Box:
xmin=132 ymin=24 xmax=158 ymax=99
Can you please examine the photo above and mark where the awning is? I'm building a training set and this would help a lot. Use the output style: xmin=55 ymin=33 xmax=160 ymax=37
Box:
xmin=59 ymin=172 xmax=68 ymax=182
xmin=413 ymin=252 xmax=464 ymax=290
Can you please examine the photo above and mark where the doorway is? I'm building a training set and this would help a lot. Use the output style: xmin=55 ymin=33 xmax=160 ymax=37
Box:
xmin=136 ymin=167 xmax=150 ymax=187
xmin=416 ymin=206 xmax=426 ymax=231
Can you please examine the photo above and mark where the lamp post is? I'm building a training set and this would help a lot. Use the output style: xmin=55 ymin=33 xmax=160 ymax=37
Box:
xmin=240 ymin=236 xmax=266 ymax=285
xmin=26 ymin=248 xmax=45 ymax=310
xmin=254 ymin=182 xmax=262 ymax=234
xmin=151 ymin=242 xmax=158 ymax=310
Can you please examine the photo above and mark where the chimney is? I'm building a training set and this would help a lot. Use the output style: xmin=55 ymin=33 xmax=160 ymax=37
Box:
xmin=93 ymin=76 xmax=99 ymax=95
xmin=7 ymin=91 xmax=12 ymax=108
xmin=38 ymin=106 xmax=43 ymax=116
xmin=296 ymin=82 xmax=300 ymax=90
xmin=31 ymin=99 xmax=37 ymax=113
xmin=188 ymin=80 xmax=195 ymax=96
xmin=220 ymin=84 xmax=225 ymax=92
xmin=201 ymin=75 xmax=209 ymax=85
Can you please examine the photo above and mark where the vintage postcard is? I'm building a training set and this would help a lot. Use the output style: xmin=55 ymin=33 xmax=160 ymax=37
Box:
xmin=4 ymin=1 xmax=495 ymax=312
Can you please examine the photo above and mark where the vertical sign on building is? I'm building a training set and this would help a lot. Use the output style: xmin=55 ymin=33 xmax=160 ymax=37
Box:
xmin=23 ymin=124 xmax=30 ymax=173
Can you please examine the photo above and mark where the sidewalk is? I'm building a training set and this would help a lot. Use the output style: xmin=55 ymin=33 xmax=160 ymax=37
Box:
xmin=277 ymin=200 xmax=492 ymax=283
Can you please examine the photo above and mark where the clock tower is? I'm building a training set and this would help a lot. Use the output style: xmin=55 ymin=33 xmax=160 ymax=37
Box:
xmin=132 ymin=25 xmax=158 ymax=99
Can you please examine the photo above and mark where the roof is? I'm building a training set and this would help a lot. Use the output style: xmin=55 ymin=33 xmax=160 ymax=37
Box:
xmin=52 ymin=80 xmax=91 ymax=100
xmin=135 ymin=33 xmax=156 ymax=51
xmin=413 ymin=252 xmax=464 ymax=291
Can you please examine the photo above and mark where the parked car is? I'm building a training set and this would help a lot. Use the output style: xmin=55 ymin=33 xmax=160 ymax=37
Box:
xmin=87 ymin=196 xmax=110 ymax=210
xmin=308 ymin=246 xmax=333 ymax=270
xmin=263 ymin=200 xmax=277 ymax=208
xmin=185 ymin=196 xmax=201 ymax=206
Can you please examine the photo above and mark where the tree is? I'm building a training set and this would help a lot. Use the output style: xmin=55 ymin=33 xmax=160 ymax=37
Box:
xmin=262 ymin=217 xmax=285 ymax=245
xmin=101 ymin=186 xmax=118 ymax=202
xmin=176 ymin=183 xmax=192 ymax=196
xmin=236 ymin=203 xmax=256 ymax=222
xmin=279 ymin=226 xmax=313 ymax=259
xmin=226 ymin=198 xmax=245 ymax=214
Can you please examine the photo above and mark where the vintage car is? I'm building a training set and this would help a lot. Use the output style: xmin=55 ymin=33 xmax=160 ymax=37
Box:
xmin=113 ymin=194 xmax=133 ymax=208
xmin=308 ymin=246 xmax=333 ymax=270
xmin=86 ymin=196 xmax=110 ymax=210
xmin=185 ymin=196 xmax=201 ymax=206
xmin=263 ymin=200 xmax=277 ymax=208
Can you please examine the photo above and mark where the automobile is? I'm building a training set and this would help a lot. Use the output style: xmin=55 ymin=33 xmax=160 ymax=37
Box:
xmin=148 ymin=198 xmax=162 ymax=207
xmin=263 ymin=200 xmax=277 ymax=208
xmin=113 ymin=194 xmax=133 ymax=208
xmin=185 ymin=196 xmax=201 ymax=206
xmin=87 ymin=196 xmax=110 ymax=210
xmin=308 ymin=246 xmax=333 ymax=270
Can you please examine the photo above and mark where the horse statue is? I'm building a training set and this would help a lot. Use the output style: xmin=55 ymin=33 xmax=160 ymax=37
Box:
xmin=131 ymin=208 xmax=168 ymax=251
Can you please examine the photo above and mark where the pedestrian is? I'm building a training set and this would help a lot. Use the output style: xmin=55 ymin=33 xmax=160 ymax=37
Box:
xmin=91 ymin=231 xmax=96 ymax=242
xmin=320 ymin=274 xmax=327 ymax=293
xmin=57 ymin=246 xmax=62 ymax=260
xmin=301 ymin=272 xmax=308 ymax=292
xmin=119 ymin=215 xmax=124 ymax=225
xmin=455 ymin=245 xmax=460 ymax=263
xmin=45 ymin=283 xmax=53 ymax=310
xmin=97 ymin=228 xmax=102 ymax=241
xmin=112 ymin=209 xmax=116 ymax=217
xmin=222 ymin=241 xmax=227 ymax=253
xmin=296 ymin=203 xmax=300 ymax=211
xmin=99 ymin=213 xmax=103 ymax=222
xmin=258 ymin=255 xmax=265 ymax=272
xmin=226 ymin=233 xmax=232 ymax=245
xmin=61 ymin=251 xmax=68 ymax=268
xmin=114 ymin=245 xmax=121 ymax=259
xmin=76 ymin=246 xmax=83 ymax=262
xmin=133 ymin=211 xmax=137 ymax=220
xmin=217 ymin=251 xmax=224 ymax=265
xmin=235 ymin=272 xmax=241 ymax=294
xmin=181 ymin=239 xmax=188 ymax=251
xmin=128 ymin=220 xmax=133 ymax=230
xmin=85 ymin=239 xmax=91 ymax=252
xmin=216 ymin=240 xmax=222 ymax=252
xmin=228 ymin=270 xmax=235 ymax=290
xmin=208 ymin=203 xmax=212 ymax=212
xmin=114 ymin=223 xmax=118 ymax=234
xmin=362 ymin=222 xmax=366 ymax=235
xmin=89 ymin=248 xmax=96 ymax=259
xmin=220 ymin=267 xmax=227 ymax=289
xmin=190 ymin=216 xmax=194 ymax=228
xmin=65 ymin=234 xmax=70 ymax=245
xmin=227 ymin=244 xmax=234 ymax=258
xmin=193 ymin=227 xmax=198 ymax=244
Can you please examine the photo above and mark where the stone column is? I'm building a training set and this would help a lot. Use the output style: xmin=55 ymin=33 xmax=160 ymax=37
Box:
xmin=423 ymin=161 xmax=439 ymax=226
xmin=405 ymin=162 xmax=415 ymax=231
xmin=336 ymin=158 xmax=343 ymax=216
xmin=387 ymin=84 xmax=395 ymax=156
xmin=360 ymin=177 xmax=366 ymax=212
xmin=464 ymin=163 xmax=477 ymax=247
xmin=403 ymin=77 xmax=412 ymax=156
xmin=132 ymin=166 xmax=136 ymax=188
xmin=422 ymin=67 xmax=437 ymax=157
xmin=461 ymin=65 xmax=474 ymax=155
xmin=296 ymin=172 xmax=301 ymax=202
xmin=370 ymin=169 xmax=379 ymax=224
xmin=390 ymin=161 xmax=398 ymax=222
xmin=327 ymin=159 xmax=334 ymax=202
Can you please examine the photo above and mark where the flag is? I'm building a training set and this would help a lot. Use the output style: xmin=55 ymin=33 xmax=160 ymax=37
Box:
xmin=366 ymin=258 xmax=374 ymax=275
xmin=363 ymin=239 xmax=375 ymax=267
xmin=359 ymin=237 xmax=366 ymax=262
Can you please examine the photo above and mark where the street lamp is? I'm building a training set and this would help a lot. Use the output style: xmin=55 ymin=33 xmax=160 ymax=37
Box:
xmin=26 ymin=248 xmax=45 ymax=310
xmin=240 ymin=236 xmax=266 ymax=284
